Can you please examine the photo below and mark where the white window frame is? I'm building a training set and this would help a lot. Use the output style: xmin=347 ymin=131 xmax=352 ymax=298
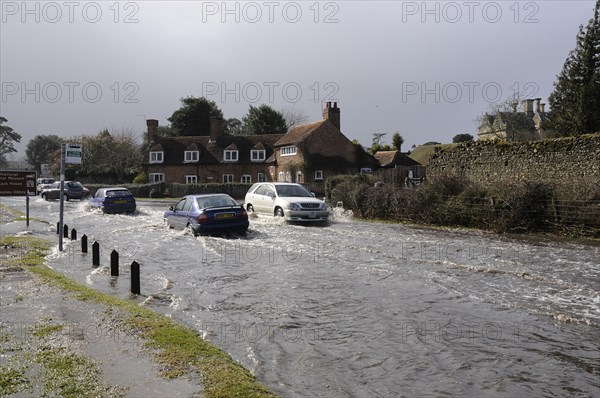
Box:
xmin=296 ymin=171 xmax=303 ymax=183
xmin=278 ymin=171 xmax=285 ymax=182
xmin=149 ymin=151 xmax=164 ymax=164
xmin=315 ymin=170 xmax=324 ymax=181
xmin=149 ymin=173 xmax=165 ymax=183
xmin=184 ymin=150 xmax=199 ymax=163
xmin=223 ymin=174 xmax=234 ymax=183
xmin=251 ymin=149 xmax=266 ymax=162
xmin=257 ymin=172 xmax=266 ymax=182
xmin=280 ymin=145 xmax=297 ymax=156
xmin=241 ymin=174 xmax=252 ymax=183
xmin=224 ymin=150 xmax=238 ymax=162
xmin=185 ymin=175 xmax=197 ymax=184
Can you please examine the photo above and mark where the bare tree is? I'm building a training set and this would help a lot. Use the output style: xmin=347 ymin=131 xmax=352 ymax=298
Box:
xmin=281 ymin=107 xmax=309 ymax=130
xmin=474 ymin=93 xmax=534 ymax=141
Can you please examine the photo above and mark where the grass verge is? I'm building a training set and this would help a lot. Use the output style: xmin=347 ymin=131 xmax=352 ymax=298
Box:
xmin=0 ymin=235 xmax=279 ymax=398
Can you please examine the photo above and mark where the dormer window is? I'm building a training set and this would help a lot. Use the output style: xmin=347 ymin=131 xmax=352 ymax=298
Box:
xmin=281 ymin=145 xmax=297 ymax=156
xmin=150 ymin=151 xmax=164 ymax=163
xmin=251 ymin=149 xmax=266 ymax=162
xmin=184 ymin=150 xmax=199 ymax=163
xmin=224 ymin=150 xmax=238 ymax=162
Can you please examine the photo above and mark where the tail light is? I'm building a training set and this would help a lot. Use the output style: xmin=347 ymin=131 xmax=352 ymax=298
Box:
xmin=241 ymin=210 xmax=248 ymax=220
xmin=197 ymin=213 xmax=209 ymax=224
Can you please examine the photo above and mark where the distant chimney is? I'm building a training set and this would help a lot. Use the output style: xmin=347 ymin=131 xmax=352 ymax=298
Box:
xmin=323 ymin=101 xmax=341 ymax=130
xmin=522 ymin=99 xmax=534 ymax=117
xmin=146 ymin=119 xmax=159 ymax=144
xmin=209 ymin=117 xmax=223 ymax=143
xmin=534 ymin=98 xmax=542 ymax=113
xmin=540 ymin=103 xmax=546 ymax=113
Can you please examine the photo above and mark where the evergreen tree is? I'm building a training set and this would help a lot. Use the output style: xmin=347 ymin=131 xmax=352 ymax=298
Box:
xmin=548 ymin=1 xmax=600 ymax=136
xmin=241 ymin=105 xmax=287 ymax=135
xmin=167 ymin=97 xmax=224 ymax=136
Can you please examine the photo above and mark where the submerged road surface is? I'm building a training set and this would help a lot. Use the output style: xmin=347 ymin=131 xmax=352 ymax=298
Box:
xmin=2 ymin=196 xmax=599 ymax=397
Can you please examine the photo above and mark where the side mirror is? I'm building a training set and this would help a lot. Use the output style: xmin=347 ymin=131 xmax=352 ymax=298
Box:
xmin=311 ymin=192 xmax=316 ymax=197
xmin=169 ymin=206 xmax=174 ymax=211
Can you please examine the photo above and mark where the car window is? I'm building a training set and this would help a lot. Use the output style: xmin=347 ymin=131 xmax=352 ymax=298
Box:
xmin=174 ymin=199 xmax=186 ymax=211
xmin=107 ymin=190 xmax=130 ymax=197
xmin=276 ymin=185 xmax=312 ymax=197
xmin=183 ymin=197 xmax=193 ymax=211
xmin=95 ymin=190 xmax=104 ymax=198
xmin=255 ymin=185 xmax=268 ymax=195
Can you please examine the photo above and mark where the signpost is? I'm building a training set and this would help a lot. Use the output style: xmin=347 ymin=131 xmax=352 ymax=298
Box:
xmin=0 ymin=171 xmax=37 ymax=226
xmin=59 ymin=143 xmax=82 ymax=251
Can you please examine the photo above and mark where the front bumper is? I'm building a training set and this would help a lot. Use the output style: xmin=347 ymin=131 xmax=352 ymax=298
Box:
xmin=284 ymin=209 xmax=329 ymax=222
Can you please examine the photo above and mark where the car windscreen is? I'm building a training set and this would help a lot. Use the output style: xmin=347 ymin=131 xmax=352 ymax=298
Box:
xmin=106 ymin=190 xmax=132 ymax=197
xmin=196 ymin=196 xmax=238 ymax=208
xmin=275 ymin=185 xmax=312 ymax=197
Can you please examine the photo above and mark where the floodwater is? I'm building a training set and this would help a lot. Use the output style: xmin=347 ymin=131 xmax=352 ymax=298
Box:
xmin=2 ymin=196 xmax=599 ymax=397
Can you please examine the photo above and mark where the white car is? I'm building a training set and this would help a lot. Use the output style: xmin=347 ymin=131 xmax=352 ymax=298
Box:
xmin=36 ymin=178 xmax=55 ymax=194
xmin=244 ymin=182 xmax=329 ymax=222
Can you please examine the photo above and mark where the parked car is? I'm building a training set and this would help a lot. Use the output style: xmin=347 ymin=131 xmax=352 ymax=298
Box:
xmin=164 ymin=194 xmax=249 ymax=236
xmin=40 ymin=181 xmax=89 ymax=201
xmin=244 ymin=182 xmax=329 ymax=222
xmin=36 ymin=178 xmax=55 ymax=194
xmin=89 ymin=187 xmax=137 ymax=214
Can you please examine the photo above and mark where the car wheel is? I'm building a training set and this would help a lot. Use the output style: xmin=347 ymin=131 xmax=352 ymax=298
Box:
xmin=275 ymin=207 xmax=284 ymax=217
xmin=247 ymin=204 xmax=254 ymax=212
xmin=185 ymin=224 xmax=198 ymax=237
xmin=41 ymin=193 xmax=47 ymax=201
xmin=65 ymin=196 xmax=70 ymax=201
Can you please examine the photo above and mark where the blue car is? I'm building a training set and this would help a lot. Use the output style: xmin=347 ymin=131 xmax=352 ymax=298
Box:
xmin=90 ymin=187 xmax=137 ymax=214
xmin=164 ymin=194 xmax=249 ymax=236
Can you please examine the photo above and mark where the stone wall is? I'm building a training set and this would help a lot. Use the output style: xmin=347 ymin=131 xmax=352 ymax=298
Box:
xmin=427 ymin=134 xmax=600 ymax=186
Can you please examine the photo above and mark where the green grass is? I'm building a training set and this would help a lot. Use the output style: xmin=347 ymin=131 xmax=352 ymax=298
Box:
xmin=0 ymin=366 xmax=30 ymax=396
xmin=0 ymin=235 xmax=279 ymax=398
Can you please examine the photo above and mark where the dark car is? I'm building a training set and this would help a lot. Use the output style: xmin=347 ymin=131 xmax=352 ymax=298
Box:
xmin=40 ymin=181 xmax=89 ymax=201
xmin=164 ymin=194 xmax=249 ymax=236
xmin=90 ymin=187 xmax=137 ymax=214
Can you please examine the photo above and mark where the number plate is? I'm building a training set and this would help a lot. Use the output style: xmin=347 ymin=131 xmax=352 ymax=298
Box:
xmin=215 ymin=212 xmax=235 ymax=220
xmin=114 ymin=200 xmax=127 ymax=204
xmin=309 ymin=211 xmax=316 ymax=218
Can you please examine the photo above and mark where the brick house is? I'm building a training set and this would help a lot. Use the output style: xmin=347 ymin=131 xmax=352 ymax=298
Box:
xmin=142 ymin=102 xmax=378 ymax=185
xmin=273 ymin=102 xmax=379 ymax=183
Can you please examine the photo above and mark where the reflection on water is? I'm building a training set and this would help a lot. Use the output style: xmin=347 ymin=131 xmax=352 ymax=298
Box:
xmin=13 ymin=197 xmax=600 ymax=397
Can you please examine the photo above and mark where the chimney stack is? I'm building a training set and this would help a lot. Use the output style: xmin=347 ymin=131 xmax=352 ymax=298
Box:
xmin=534 ymin=98 xmax=542 ymax=113
xmin=540 ymin=103 xmax=546 ymax=113
xmin=209 ymin=116 xmax=223 ymax=143
xmin=522 ymin=99 xmax=534 ymax=117
xmin=323 ymin=101 xmax=341 ymax=130
xmin=146 ymin=119 xmax=159 ymax=144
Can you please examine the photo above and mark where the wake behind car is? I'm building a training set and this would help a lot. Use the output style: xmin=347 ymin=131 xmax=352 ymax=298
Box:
xmin=90 ymin=187 xmax=137 ymax=214
xmin=164 ymin=194 xmax=249 ymax=236
xmin=40 ymin=181 xmax=89 ymax=201
xmin=244 ymin=182 xmax=329 ymax=222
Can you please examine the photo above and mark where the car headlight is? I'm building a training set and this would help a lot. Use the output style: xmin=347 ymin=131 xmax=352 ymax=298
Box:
xmin=288 ymin=203 xmax=301 ymax=210
xmin=321 ymin=203 xmax=328 ymax=210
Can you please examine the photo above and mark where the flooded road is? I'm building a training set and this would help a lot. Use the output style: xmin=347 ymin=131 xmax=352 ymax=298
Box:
xmin=2 ymin=196 xmax=599 ymax=397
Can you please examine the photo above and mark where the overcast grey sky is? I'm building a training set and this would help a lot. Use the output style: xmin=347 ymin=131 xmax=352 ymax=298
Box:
xmin=0 ymin=0 xmax=596 ymax=155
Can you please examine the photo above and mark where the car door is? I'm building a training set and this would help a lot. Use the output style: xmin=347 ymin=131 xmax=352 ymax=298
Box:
xmin=169 ymin=198 xmax=187 ymax=229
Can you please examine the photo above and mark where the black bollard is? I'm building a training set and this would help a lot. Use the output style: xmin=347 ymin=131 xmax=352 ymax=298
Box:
xmin=70 ymin=229 xmax=77 ymax=241
xmin=110 ymin=250 xmax=119 ymax=276
xmin=63 ymin=224 xmax=69 ymax=238
xmin=131 ymin=261 xmax=140 ymax=295
xmin=92 ymin=241 xmax=100 ymax=267
xmin=81 ymin=235 xmax=88 ymax=253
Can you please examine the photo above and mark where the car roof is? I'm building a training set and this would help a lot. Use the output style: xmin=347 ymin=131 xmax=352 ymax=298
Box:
xmin=186 ymin=193 xmax=232 ymax=199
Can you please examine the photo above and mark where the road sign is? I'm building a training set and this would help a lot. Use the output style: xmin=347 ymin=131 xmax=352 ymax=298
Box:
xmin=0 ymin=171 xmax=37 ymax=196
xmin=65 ymin=143 xmax=82 ymax=164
